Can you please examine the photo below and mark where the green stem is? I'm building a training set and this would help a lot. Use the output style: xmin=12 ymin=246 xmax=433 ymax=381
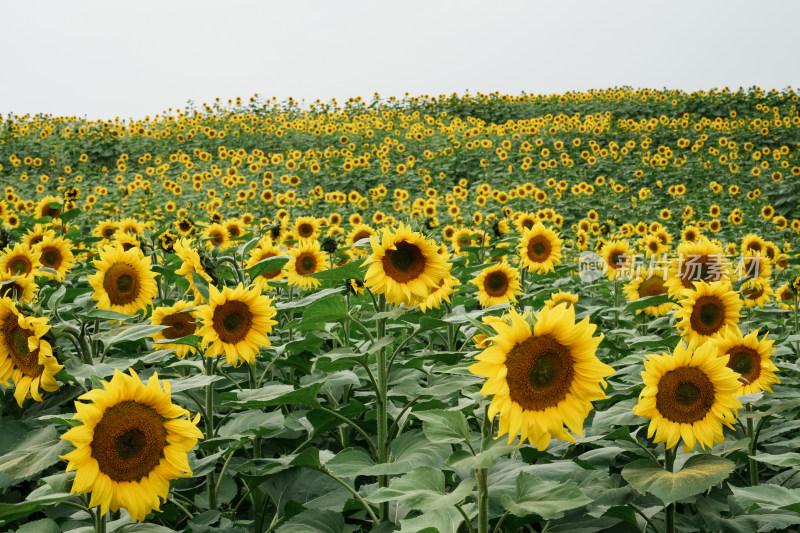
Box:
xmin=664 ymin=446 xmax=676 ymax=533
xmin=628 ymin=503 xmax=658 ymax=533
xmin=167 ymin=496 xmax=194 ymax=520
xmin=458 ymin=503 xmax=477 ymax=533
xmin=325 ymin=469 xmax=380 ymax=525
xmin=375 ymin=295 xmax=389 ymax=522
xmin=746 ymin=405 xmax=759 ymax=486
xmin=204 ymin=357 xmax=218 ymax=511
xmin=477 ymin=405 xmax=491 ymax=533
xmin=316 ymin=405 xmax=379 ymax=459
xmin=94 ymin=508 xmax=106 ymax=533
xmin=59 ymin=324 xmax=93 ymax=364
xmin=491 ymin=511 xmax=509 ymax=533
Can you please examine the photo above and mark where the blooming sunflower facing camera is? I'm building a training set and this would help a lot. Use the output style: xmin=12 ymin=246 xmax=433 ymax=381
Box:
xmin=468 ymin=305 xmax=613 ymax=450
xmin=675 ymin=280 xmax=742 ymax=344
xmin=88 ymin=243 xmax=158 ymax=315
xmin=471 ymin=261 xmax=521 ymax=308
xmin=197 ymin=283 xmax=277 ymax=366
xmin=284 ymin=240 xmax=328 ymax=290
xmin=712 ymin=327 xmax=779 ymax=395
xmin=150 ymin=300 xmax=198 ymax=359
xmin=517 ymin=222 xmax=562 ymax=274
xmin=633 ymin=340 xmax=742 ymax=452
xmin=364 ymin=223 xmax=449 ymax=307
xmin=60 ymin=368 xmax=203 ymax=522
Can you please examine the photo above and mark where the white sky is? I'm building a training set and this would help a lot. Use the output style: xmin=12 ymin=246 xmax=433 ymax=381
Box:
xmin=2 ymin=0 xmax=798 ymax=120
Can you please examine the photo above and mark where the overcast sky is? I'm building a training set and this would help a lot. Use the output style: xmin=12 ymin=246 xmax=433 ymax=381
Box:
xmin=2 ymin=1 xmax=798 ymax=120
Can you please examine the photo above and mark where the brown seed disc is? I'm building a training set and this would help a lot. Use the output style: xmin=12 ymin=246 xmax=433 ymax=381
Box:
xmin=504 ymin=334 xmax=574 ymax=411
xmin=102 ymin=262 xmax=141 ymax=306
xmin=382 ymin=241 xmax=426 ymax=283
xmin=212 ymin=300 xmax=254 ymax=344
xmin=688 ymin=295 xmax=726 ymax=336
xmin=655 ymin=366 xmax=715 ymax=423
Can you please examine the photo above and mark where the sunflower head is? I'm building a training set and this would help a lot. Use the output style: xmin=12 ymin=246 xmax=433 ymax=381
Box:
xmin=675 ymin=281 xmax=742 ymax=344
xmin=713 ymin=327 xmax=779 ymax=395
xmin=151 ymin=300 xmax=198 ymax=359
xmin=517 ymin=223 xmax=562 ymax=274
xmin=88 ymin=243 xmax=159 ymax=315
xmin=471 ymin=262 xmax=521 ymax=308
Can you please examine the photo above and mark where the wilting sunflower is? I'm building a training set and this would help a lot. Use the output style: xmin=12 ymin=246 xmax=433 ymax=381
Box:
xmin=174 ymin=239 xmax=214 ymax=302
xmin=60 ymin=368 xmax=203 ymax=521
xmin=633 ymin=340 xmax=743 ymax=452
xmin=675 ymin=281 xmax=742 ymax=344
xmin=624 ymin=268 xmax=676 ymax=317
xmin=245 ymin=237 xmax=286 ymax=290
xmin=543 ymin=290 xmax=579 ymax=310
xmin=600 ymin=240 xmax=632 ymax=280
xmin=284 ymin=240 xmax=329 ymax=291
xmin=471 ymin=262 xmax=521 ymax=308
xmin=0 ymin=270 xmax=37 ymax=303
xmin=468 ymin=305 xmax=613 ymax=450
xmin=150 ymin=301 xmax=198 ymax=359
xmin=88 ymin=243 xmax=158 ymax=315
xmin=34 ymin=235 xmax=75 ymax=281
xmin=197 ymin=283 xmax=277 ymax=366
xmin=0 ymin=299 xmax=62 ymax=406
xmin=293 ymin=216 xmax=320 ymax=242
xmin=712 ymin=327 xmax=779 ymax=395
xmin=517 ymin=223 xmax=562 ymax=274
xmin=364 ymin=223 xmax=449 ymax=307
xmin=0 ymin=244 xmax=41 ymax=278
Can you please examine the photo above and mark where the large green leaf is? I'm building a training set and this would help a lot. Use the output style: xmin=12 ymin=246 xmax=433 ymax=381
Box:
xmin=500 ymin=472 xmax=592 ymax=519
xmin=0 ymin=426 xmax=70 ymax=489
xmin=730 ymin=484 xmax=800 ymax=513
xmin=217 ymin=410 xmax=285 ymax=438
xmin=750 ymin=453 xmax=800 ymax=467
xmin=413 ymin=409 xmax=470 ymax=444
xmin=276 ymin=509 xmax=354 ymax=533
xmin=622 ymin=455 xmax=735 ymax=504
xmin=399 ymin=507 xmax=473 ymax=533
xmin=367 ymin=466 xmax=475 ymax=511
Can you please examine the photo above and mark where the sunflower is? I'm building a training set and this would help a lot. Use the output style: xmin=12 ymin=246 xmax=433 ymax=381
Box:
xmin=633 ymin=340 xmax=743 ymax=452
xmin=196 ymin=283 xmax=277 ymax=366
xmin=224 ymin=218 xmax=245 ymax=240
xmin=174 ymin=239 xmax=214 ymax=302
xmin=22 ymin=223 xmax=56 ymax=249
xmin=88 ymin=243 xmax=158 ymax=315
xmin=293 ymin=216 xmax=320 ymax=242
xmin=418 ymin=273 xmax=460 ymax=313
xmin=0 ymin=299 xmax=62 ymax=406
xmin=203 ymin=223 xmax=230 ymax=250
xmin=741 ymin=234 xmax=767 ymax=255
xmin=664 ymin=239 xmax=731 ymax=298
xmin=284 ymin=240 xmax=328 ymax=291
xmin=0 ymin=244 xmax=41 ymax=278
xmin=468 ymin=305 xmax=613 ymax=450
xmin=712 ymin=327 xmax=779 ymax=395
xmin=775 ymin=283 xmax=796 ymax=310
xmin=543 ymin=290 xmax=579 ymax=310
xmin=471 ymin=262 xmax=521 ymax=308
xmin=34 ymin=235 xmax=75 ymax=281
xmin=346 ymin=224 xmax=377 ymax=257
xmin=118 ymin=217 xmax=145 ymax=235
xmin=517 ymin=223 xmax=562 ymax=274
xmin=244 ymin=237 xmax=285 ymax=289
xmin=741 ymin=279 xmax=773 ymax=308
xmin=35 ymin=195 xmax=62 ymax=219
xmin=364 ymin=224 xmax=449 ymax=307
xmin=642 ymin=234 xmax=668 ymax=257
xmin=600 ymin=240 xmax=632 ymax=280
xmin=624 ymin=268 xmax=675 ymax=317
xmin=60 ymin=368 xmax=203 ymax=521
xmin=674 ymin=281 xmax=742 ymax=344
xmin=0 ymin=270 xmax=37 ymax=303
xmin=150 ymin=301 xmax=198 ymax=359
xmin=92 ymin=220 xmax=118 ymax=242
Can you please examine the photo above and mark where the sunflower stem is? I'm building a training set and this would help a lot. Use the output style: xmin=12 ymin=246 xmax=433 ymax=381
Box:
xmin=746 ymin=405 xmax=759 ymax=486
xmin=375 ymin=294 xmax=389 ymax=522
xmin=204 ymin=357 xmax=218 ymax=511
xmin=664 ymin=446 xmax=676 ymax=533
xmin=94 ymin=508 xmax=106 ymax=533
xmin=477 ymin=405 xmax=491 ymax=533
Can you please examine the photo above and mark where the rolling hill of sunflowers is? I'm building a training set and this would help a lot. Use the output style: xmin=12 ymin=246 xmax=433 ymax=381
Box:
xmin=0 ymin=87 xmax=800 ymax=533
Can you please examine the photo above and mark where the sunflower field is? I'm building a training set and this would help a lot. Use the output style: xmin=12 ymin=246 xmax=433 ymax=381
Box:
xmin=1 ymin=87 xmax=800 ymax=533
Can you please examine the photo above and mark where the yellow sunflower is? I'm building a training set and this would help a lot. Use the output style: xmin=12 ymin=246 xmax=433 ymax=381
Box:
xmin=517 ymin=223 xmax=562 ymax=274
xmin=674 ymin=281 xmax=742 ymax=344
xmin=633 ymin=340 xmax=743 ymax=452
xmin=174 ymin=239 xmax=214 ymax=303
xmin=600 ymin=240 xmax=632 ymax=280
xmin=293 ymin=216 xmax=320 ymax=242
xmin=624 ymin=268 xmax=676 ymax=317
xmin=775 ymin=283 xmax=796 ymax=311
xmin=197 ymin=283 xmax=277 ymax=367
xmin=203 ymin=223 xmax=230 ymax=250
xmin=284 ymin=240 xmax=328 ymax=291
xmin=88 ymin=243 xmax=158 ymax=315
xmin=543 ymin=290 xmax=579 ymax=310
xmin=346 ymin=224 xmax=377 ymax=257
xmin=0 ymin=270 xmax=37 ymax=303
xmin=150 ymin=301 xmax=198 ymax=359
xmin=21 ymin=223 xmax=56 ymax=249
xmin=0 ymin=299 xmax=62 ymax=406
xmin=244 ymin=237 xmax=285 ymax=290
xmin=418 ymin=273 xmax=460 ymax=313
xmin=92 ymin=220 xmax=118 ymax=242
xmin=0 ymin=243 xmax=41 ymax=278
xmin=468 ymin=305 xmax=613 ymax=450
xmin=35 ymin=195 xmax=63 ymax=219
xmin=364 ymin=224 xmax=449 ymax=307
xmin=60 ymin=368 xmax=203 ymax=521
xmin=471 ymin=262 xmax=521 ymax=308
xmin=712 ymin=327 xmax=779 ymax=395
xmin=34 ymin=235 xmax=76 ymax=281
xmin=741 ymin=279 xmax=773 ymax=308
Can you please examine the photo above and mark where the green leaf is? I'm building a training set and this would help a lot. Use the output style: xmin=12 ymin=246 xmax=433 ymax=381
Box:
xmin=278 ymin=288 xmax=344 ymax=311
xmin=447 ymin=438 xmax=515 ymax=469
xmin=17 ymin=518 xmax=60 ymax=533
xmin=300 ymin=295 xmax=347 ymax=324
xmin=413 ymin=409 xmax=471 ymax=444
xmin=222 ymin=382 xmax=324 ymax=408
xmin=217 ymin=410 xmax=285 ymax=438
xmin=622 ymin=455 xmax=735 ymax=504
xmin=168 ymin=374 xmax=224 ymax=393
xmin=191 ymin=271 xmax=210 ymax=301
xmin=276 ymin=508 xmax=351 ymax=533
xmin=367 ymin=466 xmax=475 ymax=511
xmin=500 ymin=472 xmax=592 ymax=519
xmin=308 ymin=259 xmax=365 ymax=281
xmin=247 ymin=255 xmax=290 ymax=280
xmin=750 ymin=453 xmax=800 ymax=467
xmin=730 ymin=484 xmax=800 ymax=512
xmin=0 ymin=491 xmax=73 ymax=526
xmin=84 ymin=308 xmax=135 ymax=321
xmin=98 ymin=324 xmax=168 ymax=347
xmin=625 ymin=294 xmax=675 ymax=313
xmin=0 ymin=426 xmax=70 ymax=489
xmin=399 ymin=507 xmax=472 ymax=533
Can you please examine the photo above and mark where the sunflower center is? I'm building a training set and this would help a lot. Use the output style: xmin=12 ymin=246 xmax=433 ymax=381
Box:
xmin=102 ymin=263 xmax=141 ymax=306
xmin=353 ymin=231 xmax=371 ymax=242
xmin=102 ymin=227 xmax=116 ymax=239
xmin=679 ymin=256 xmax=721 ymax=288
xmin=296 ymin=254 xmax=317 ymax=275
xmin=3 ymin=318 xmax=42 ymax=378
xmin=41 ymin=247 xmax=62 ymax=269
xmin=212 ymin=300 xmax=253 ymax=343
xmin=655 ymin=366 xmax=715 ymax=423
xmin=8 ymin=257 xmax=31 ymax=276
xmin=91 ymin=401 xmax=166 ymax=482
xmin=727 ymin=347 xmax=761 ymax=384
xmin=210 ymin=231 xmax=224 ymax=245
xmin=639 ymin=276 xmax=667 ymax=297
xmin=526 ymin=237 xmax=551 ymax=262
xmin=484 ymin=271 xmax=509 ymax=297
xmin=689 ymin=295 xmax=726 ymax=336
xmin=161 ymin=312 xmax=196 ymax=339
xmin=504 ymin=334 xmax=574 ymax=411
xmin=608 ymin=252 xmax=626 ymax=270
xmin=382 ymin=241 xmax=426 ymax=283
xmin=298 ymin=224 xmax=313 ymax=237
